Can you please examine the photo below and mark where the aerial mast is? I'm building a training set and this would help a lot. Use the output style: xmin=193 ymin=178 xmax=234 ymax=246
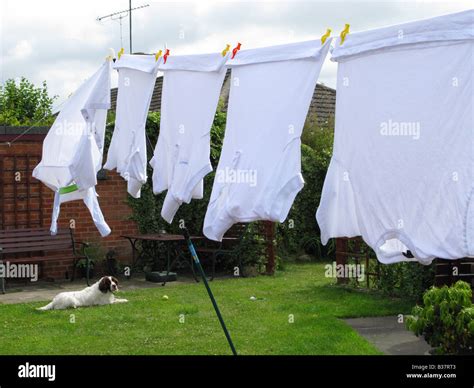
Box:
xmin=97 ymin=2 xmax=150 ymax=54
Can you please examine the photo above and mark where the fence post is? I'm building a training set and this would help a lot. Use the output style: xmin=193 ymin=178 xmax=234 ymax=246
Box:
xmin=264 ymin=221 xmax=276 ymax=275
xmin=335 ymin=238 xmax=349 ymax=284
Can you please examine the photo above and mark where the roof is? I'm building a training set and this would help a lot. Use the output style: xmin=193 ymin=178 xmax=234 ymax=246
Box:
xmin=0 ymin=126 xmax=49 ymax=142
xmin=2 ymin=73 xmax=335 ymax=143
xmin=110 ymin=69 xmax=336 ymax=124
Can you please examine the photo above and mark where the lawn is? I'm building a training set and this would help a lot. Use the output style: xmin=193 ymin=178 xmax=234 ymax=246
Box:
xmin=0 ymin=263 xmax=414 ymax=355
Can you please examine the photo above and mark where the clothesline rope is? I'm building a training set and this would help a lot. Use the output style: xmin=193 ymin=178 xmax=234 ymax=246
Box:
xmin=1 ymin=113 xmax=57 ymax=147
xmin=0 ymin=24 xmax=342 ymax=148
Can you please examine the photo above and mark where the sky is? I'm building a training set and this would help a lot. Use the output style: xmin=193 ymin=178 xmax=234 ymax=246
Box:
xmin=0 ymin=0 xmax=472 ymax=110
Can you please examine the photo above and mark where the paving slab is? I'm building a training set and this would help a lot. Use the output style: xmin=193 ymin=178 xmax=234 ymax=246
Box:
xmin=345 ymin=316 xmax=433 ymax=355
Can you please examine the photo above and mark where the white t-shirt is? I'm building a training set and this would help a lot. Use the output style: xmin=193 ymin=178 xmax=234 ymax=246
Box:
xmin=150 ymin=52 xmax=228 ymax=223
xmin=104 ymin=54 xmax=160 ymax=198
xmin=316 ymin=10 xmax=474 ymax=264
xmin=204 ymin=39 xmax=331 ymax=241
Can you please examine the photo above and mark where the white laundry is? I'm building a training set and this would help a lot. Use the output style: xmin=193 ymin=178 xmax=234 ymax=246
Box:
xmin=150 ymin=53 xmax=227 ymax=223
xmin=33 ymin=61 xmax=112 ymax=237
xmin=104 ymin=54 xmax=160 ymax=198
xmin=316 ymin=10 xmax=474 ymax=265
xmin=50 ymin=187 xmax=110 ymax=237
xmin=204 ymin=39 xmax=331 ymax=241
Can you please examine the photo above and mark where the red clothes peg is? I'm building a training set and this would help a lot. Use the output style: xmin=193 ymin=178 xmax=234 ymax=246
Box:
xmin=231 ymin=43 xmax=241 ymax=59
xmin=163 ymin=49 xmax=170 ymax=64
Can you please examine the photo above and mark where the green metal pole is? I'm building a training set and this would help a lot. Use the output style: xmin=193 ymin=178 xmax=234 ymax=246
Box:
xmin=182 ymin=228 xmax=237 ymax=356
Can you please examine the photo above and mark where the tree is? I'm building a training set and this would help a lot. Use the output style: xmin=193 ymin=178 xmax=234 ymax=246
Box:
xmin=0 ymin=77 xmax=57 ymax=126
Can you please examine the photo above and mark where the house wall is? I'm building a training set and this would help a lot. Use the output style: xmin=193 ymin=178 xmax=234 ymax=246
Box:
xmin=0 ymin=134 xmax=138 ymax=281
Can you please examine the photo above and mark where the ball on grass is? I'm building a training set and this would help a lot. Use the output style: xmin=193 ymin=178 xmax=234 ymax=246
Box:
xmin=162 ymin=295 xmax=169 ymax=300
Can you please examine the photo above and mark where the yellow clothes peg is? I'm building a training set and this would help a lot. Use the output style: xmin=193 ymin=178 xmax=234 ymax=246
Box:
xmin=155 ymin=49 xmax=163 ymax=62
xmin=321 ymin=28 xmax=332 ymax=45
xmin=118 ymin=47 xmax=125 ymax=60
xmin=340 ymin=24 xmax=350 ymax=45
xmin=221 ymin=44 xmax=231 ymax=57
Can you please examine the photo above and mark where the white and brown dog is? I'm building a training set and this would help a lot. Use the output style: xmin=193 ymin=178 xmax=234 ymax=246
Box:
xmin=37 ymin=276 xmax=128 ymax=310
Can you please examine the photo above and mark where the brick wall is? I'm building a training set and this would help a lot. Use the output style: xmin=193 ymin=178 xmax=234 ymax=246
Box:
xmin=0 ymin=136 xmax=138 ymax=280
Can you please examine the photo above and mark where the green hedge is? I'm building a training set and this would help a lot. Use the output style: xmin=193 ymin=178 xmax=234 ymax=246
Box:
xmin=369 ymin=259 xmax=435 ymax=302
xmin=277 ymin=116 xmax=335 ymax=260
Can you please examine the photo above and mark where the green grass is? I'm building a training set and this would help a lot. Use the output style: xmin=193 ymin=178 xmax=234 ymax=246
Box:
xmin=0 ymin=263 xmax=413 ymax=355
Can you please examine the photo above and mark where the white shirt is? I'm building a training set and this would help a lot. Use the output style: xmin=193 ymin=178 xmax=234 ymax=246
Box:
xmin=33 ymin=61 xmax=112 ymax=236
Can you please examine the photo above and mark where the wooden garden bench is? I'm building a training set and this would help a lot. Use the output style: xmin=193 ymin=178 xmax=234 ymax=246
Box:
xmin=0 ymin=227 xmax=91 ymax=293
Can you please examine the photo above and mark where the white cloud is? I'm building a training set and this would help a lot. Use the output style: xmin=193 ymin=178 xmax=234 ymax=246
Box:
xmin=8 ymin=39 xmax=32 ymax=59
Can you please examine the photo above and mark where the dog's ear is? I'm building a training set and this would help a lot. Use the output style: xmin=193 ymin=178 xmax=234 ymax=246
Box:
xmin=111 ymin=277 xmax=119 ymax=285
xmin=98 ymin=277 xmax=110 ymax=293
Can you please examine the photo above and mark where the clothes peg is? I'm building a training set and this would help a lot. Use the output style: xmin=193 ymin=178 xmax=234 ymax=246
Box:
xmin=221 ymin=44 xmax=231 ymax=57
xmin=106 ymin=48 xmax=116 ymax=62
xmin=163 ymin=49 xmax=170 ymax=64
xmin=59 ymin=184 xmax=79 ymax=195
xmin=155 ymin=49 xmax=163 ymax=62
xmin=118 ymin=47 xmax=125 ymax=60
xmin=340 ymin=24 xmax=350 ymax=45
xmin=321 ymin=28 xmax=332 ymax=45
xmin=231 ymin=43 xmax=242 ymax=59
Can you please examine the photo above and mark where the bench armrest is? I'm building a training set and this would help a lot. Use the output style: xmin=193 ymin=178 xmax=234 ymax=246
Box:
xmin=72 ymin=241 xmax=90 ymax=257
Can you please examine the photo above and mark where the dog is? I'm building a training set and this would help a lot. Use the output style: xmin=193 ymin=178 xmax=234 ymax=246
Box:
xmin=37 ymin=276 xmax=128 ymax=310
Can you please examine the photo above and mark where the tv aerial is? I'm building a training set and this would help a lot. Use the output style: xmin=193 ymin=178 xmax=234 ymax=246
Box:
xmin=97 ymin=1 xmax=150 ymax=54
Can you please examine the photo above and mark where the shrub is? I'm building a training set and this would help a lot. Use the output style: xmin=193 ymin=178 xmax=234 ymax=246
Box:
xmin=406 ymin=280 xmax=474 ymax=354
xmin=370 ymin=260 xmax=435 ymax=302
xmin=222 ymin=223 xmax=268 ymax=274
xmin=0 ymin=77 xmax=56 ymax=126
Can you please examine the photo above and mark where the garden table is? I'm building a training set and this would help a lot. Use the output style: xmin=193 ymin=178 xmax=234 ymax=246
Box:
xmin=121 ymin=233 xmax=205 ymax=285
